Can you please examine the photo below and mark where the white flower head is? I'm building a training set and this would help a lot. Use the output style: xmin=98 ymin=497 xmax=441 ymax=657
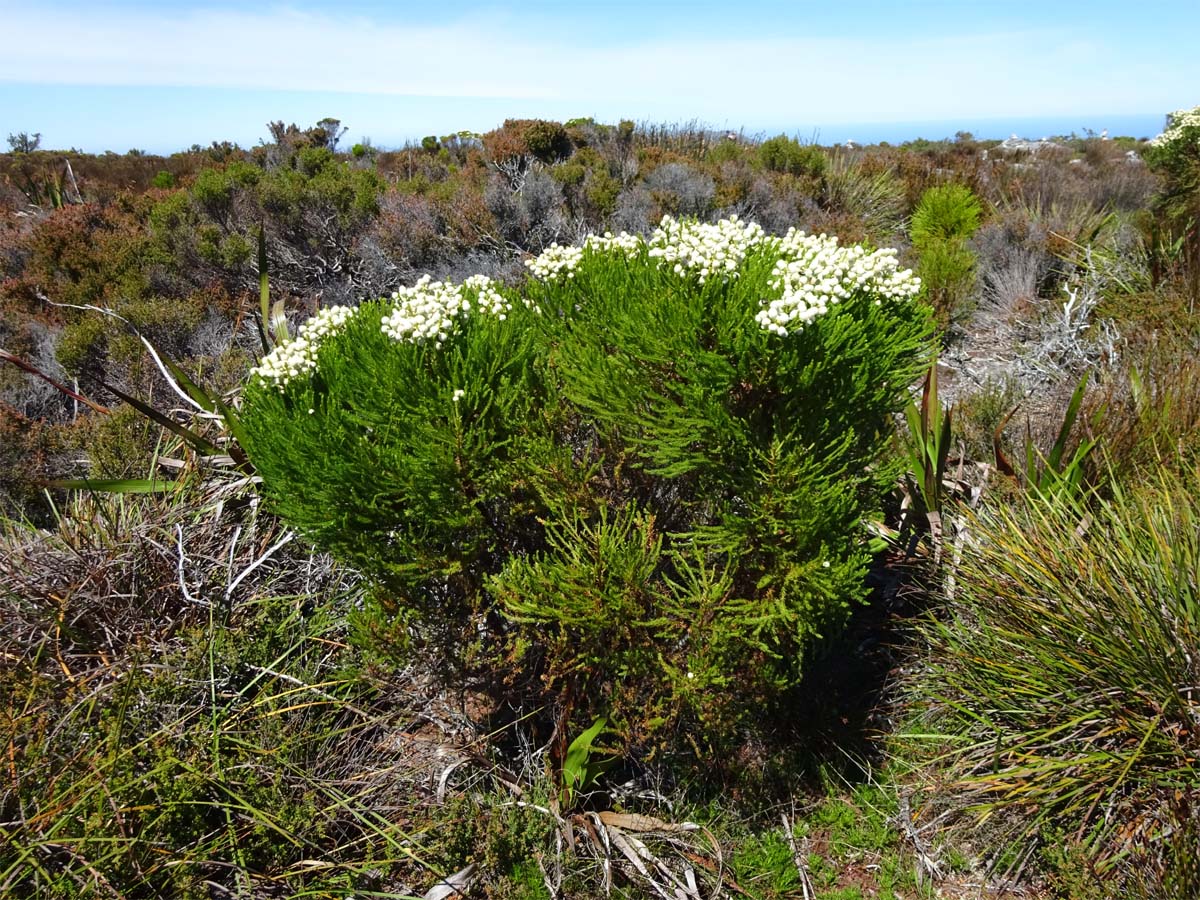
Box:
xmin=1150 ymin=105 xmax=1200 ymax=149
xmin=754 ymin=228 xmax=920 ymax=336
xmin=647 ymin=214 xmax=767 ymax=284
xmin=251 ymin=305 xmax=357 ymax=391
xmin=381 ymin=274 xmax=512 ymax=345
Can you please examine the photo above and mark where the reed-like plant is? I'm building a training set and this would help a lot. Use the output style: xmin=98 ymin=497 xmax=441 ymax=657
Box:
xmin=899 ymin=359 xmax=953 ymax=558
xmin=903 ymin=464 xmax=1200 ymax=890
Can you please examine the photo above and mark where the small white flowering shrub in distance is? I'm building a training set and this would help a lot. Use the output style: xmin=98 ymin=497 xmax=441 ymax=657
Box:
xmin=240 ymin=217 xmax=932 ymax=764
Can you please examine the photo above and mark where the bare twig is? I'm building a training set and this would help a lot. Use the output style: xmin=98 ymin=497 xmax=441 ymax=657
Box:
xmin=225 ymin=529 xmax=294 ymax=605
xmin=781 ymin=812 xmax=814 ymax=900
xmin=896 ymin=794 xmax=943 ymax=887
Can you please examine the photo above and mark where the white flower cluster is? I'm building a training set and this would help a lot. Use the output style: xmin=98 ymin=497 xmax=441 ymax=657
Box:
xmin=1150 ymin=106 xmax=1200 ymax=148
xmin=462 ymin=274 xmax=512 ymax=317
xmin=754 ymin=229 xmax=921 ymax=336
xmin=583 ymin=230 xmax=642 ymax=259
xmin=251 ymin=305 xmax=356 ymax=391
xmin=646 ymin=214 xmax=767 ymax=284
xmin=524 ymin=243 xmax=585 ymax=281
xmin=380 ymin=274 xmax=511 ymax=346
xmin=525 ymin=232 xmax=643 ymax=283
xmin=518 ymin=216 xmax=919 ymax=338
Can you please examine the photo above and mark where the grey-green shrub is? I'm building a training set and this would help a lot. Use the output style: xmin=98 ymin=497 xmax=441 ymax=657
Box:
xmin=238 ymin=217 xmax=933 ymax=760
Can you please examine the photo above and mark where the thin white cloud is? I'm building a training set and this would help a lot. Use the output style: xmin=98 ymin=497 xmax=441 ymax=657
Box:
xmin=0 ymin=4 xmax=1189 ymax=120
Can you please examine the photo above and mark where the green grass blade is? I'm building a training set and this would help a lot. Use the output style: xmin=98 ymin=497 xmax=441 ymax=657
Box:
xmin=44 ymin=478 xmax=177 ymax=494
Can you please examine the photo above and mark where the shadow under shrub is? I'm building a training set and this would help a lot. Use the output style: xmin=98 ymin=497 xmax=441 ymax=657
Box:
xmin=239 ymin=217 xmax=932 ymax=768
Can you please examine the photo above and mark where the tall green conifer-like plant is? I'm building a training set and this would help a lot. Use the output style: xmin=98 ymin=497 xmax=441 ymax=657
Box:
xmin=910 ymin=183 xmax=983 ymax=325
xmin=239 ymin=217 xmax=933 ymax=760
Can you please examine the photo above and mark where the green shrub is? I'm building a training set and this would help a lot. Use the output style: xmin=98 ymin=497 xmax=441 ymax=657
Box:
xmin=1146 ymin=106 xmax=1200 ymax=214
xmin=551 ymin=160 xmax=586 ymax=187
xmin=190 ymin=166 xmax=236 ymax=218
xmin=904 ymin=467 xmax=1200 ymax=892
xmin=239 ymin=217 xmax=933 ymax=761
xmin=1145 ymin=107 xmax=1200 ymax=308
xmin=910 ymin=183 xmax=982 ymax=247
xmin=151 ymin=169 xmax=176 ymax=189
xmin=910 ymin=183 xmax=983 ymax=324
xmin=522 ymin=119 xmax=570 ymax=161
xmin=759 ymin=134 xmax=827 ymax=179
xmin=584 ymin=167 xmax=621 ymax=219
xmin=915 ymin=238 xmax=977 ymax=325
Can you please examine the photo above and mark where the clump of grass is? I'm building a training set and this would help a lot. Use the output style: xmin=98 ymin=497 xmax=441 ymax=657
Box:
xmin=0 ymin=480 xmax=450 ymax=898
xmin=1085 ymin=352 xmax=1200 ymax=484
xmin=902 ymin=464 xmax=1200 ymax=893
xmin=820 ymin=149 xmax=906 ymax=242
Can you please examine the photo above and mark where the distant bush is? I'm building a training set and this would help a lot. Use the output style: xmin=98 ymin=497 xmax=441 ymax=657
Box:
xmin=149 ymin=153 xmax=385 ymax=296
xmin=644 ymin=161 xmax=715 ymax=217
xmin=483 ymin=118 xmax=571 ymax=164
xmin=238 ymin=217 xmax=932 ymax=764
xmin=759 ymin=135 xmax=827 ymax=179
xmin=483 ymin=167 xmax=566 ymax=250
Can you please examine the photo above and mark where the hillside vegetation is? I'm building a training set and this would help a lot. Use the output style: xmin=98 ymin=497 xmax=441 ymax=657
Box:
xmin=1 ymin=112 xmax=1198 ymax=898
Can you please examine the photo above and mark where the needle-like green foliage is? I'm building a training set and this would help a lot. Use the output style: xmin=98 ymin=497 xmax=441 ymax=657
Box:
xmin=239 ymin=219 xmax=934 ymax=759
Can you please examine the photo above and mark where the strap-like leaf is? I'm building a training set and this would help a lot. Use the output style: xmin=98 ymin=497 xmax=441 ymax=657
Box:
xmin=257 ymin=225 xmax=272 ymax=354
xmin=0 ymin=349 xmax=110 ymax=414
xmin=1048 ymin=371 xmax=1090 ymax=472
xmin=44 ymin=477 xmax=177 ymax=494
xmin=270 ymin=298 xmax=290 ymax=347
xmin=98 ymin=379 xmax=224 ymax=456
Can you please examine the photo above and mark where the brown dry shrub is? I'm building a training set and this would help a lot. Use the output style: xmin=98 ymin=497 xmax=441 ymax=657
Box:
xmin=431 ymin=176 xmax=497 ymax=251
xmin=0 ymin=409 xmax=78 ymax=520
xmin=482 ymin=119 xmax=570 ymax=164
xmin=22 ymin=198 xmax=150 ymax=311
xmin=371 ymin=191 xmax=443 ymax=266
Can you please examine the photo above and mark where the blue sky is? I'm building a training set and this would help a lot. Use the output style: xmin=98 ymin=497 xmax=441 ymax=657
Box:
xmin=0 ymin=0 xmax=1194 ymax=153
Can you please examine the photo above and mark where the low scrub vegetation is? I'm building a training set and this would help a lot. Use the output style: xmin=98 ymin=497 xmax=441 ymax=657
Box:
xmin=2 ymin=109 xmax=1198 ymax=898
